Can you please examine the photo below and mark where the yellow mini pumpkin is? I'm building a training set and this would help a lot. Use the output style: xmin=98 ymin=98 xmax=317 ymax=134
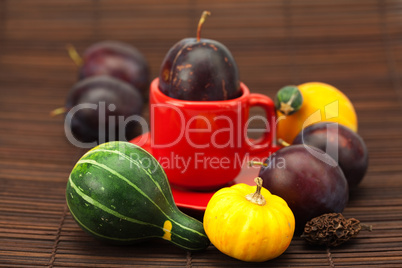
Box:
xmin=203 ymin=178 xmax=295 ymax=262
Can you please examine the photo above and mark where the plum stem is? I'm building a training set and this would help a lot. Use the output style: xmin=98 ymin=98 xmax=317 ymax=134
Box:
xmin=50 ymin=107 xmax=67 ymax=117
xmin=66 ymin=44 xmax=83 ymax=66
xmin=278 ymin=138 xmax=291 ymax=147
xmin=245 ymin=177 xmax=266 ymax=206
xmin=360 ymin=224 xmax=373 ymax=232
xmin=197 ymin=11 xmax=211 ymax=42
xmin=248 ymin=161 xmax=267 ymax=167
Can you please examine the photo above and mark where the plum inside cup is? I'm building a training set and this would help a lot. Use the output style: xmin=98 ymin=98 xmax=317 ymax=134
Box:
xmin=158 ymin=11 xmax=241 ymax=101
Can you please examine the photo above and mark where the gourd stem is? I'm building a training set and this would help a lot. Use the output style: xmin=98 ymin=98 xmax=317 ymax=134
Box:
xmin=66 ymin=44 xmax=83 ymax=67
xmin=197 ymin=11 xmax=211 ymax=42
xmin=245 ymin=177 xmax=266 ymax=206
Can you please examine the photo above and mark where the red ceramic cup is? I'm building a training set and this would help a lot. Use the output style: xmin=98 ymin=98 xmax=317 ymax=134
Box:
xmin=149 ymin=78 xmax=276 ymax=190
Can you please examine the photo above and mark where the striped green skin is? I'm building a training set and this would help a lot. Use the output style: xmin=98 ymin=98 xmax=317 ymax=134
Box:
xmin=274 ymin=85 xmax=303 ymax=115
xmin=66 ymin=141 xmax=210 ymax=251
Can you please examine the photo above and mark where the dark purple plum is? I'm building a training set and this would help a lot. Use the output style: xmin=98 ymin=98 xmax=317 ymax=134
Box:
xmin=64 ymin=76 xmax=143 ymax=143
xmin=78 ymin=41 xmax=150 ymax=97
xmin=159 ymin=11 xmax=241 ymax=101
xmin=292 ymin=122 xmax=369 ymax=189
xmin=258 ymin=144 xmax=349 ymax=231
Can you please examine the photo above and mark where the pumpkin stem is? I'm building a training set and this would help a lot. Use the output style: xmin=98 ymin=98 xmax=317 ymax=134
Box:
xmin=245 ymin=177 xmax=266 ymax=206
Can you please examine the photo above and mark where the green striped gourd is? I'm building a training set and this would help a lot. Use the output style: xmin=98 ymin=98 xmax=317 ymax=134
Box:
xmin=66 ymin=141 xmax=210 ymax=251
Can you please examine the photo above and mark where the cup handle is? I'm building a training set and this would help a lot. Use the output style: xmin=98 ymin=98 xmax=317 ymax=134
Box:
xmin=246 ymin=93 xmax=277 ymax=155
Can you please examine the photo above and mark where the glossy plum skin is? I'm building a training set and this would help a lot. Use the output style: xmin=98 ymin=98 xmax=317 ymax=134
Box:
xmin=159 ymin=38 xmax=241 ymax=101
xmin=293 ymin=122 xmax=369 ymax=189
xmin=79 ymin=41 xmax=150 ymax=97
xmin=65 ymin=76 xmax=143 ymax=143
xmin=259 ymin=145 xmax=349 ymax=231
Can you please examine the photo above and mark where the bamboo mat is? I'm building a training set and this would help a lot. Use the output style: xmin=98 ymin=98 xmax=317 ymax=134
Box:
xmin=1 ymin=0 xmax=402 ymax=267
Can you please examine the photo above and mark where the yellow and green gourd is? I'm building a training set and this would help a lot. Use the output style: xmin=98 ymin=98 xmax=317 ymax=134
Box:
xmin=66 ymin=141 xmax=210 ymax=251
xmin=275 ymin=82 xmax=358 ymax=144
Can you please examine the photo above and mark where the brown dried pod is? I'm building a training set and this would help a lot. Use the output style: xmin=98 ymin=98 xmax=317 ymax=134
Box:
xmin=301 ymin=213 xmax=372 ymax=247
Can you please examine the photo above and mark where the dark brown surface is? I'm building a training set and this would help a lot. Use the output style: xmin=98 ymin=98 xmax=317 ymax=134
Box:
xmin=1 ymin=0 xmax=402 ymax=267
